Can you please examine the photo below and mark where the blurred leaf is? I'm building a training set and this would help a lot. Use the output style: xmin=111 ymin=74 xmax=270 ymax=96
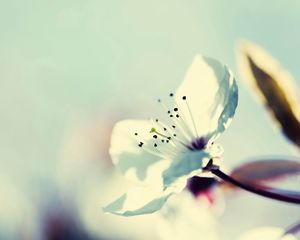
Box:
xmin=237 ymin=40 xmax=300 ymax=148
xmin=223 ymin=159 xmax=300 ymax=189
xmin=283 ymin=220 xmax=300 ymax=236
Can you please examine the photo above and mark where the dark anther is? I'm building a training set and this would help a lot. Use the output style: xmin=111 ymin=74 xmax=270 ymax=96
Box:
xmin=169 ymin=93 xmax=174 ymax=97
xmin=182 ymin=96 xmax=186 ymax=100
xmin=155 ymin=119 xmax=159 ymax=122
xmin=173 ymin=134 xmax=176 ymax=137
xmin=157 ymin=99 xmax=161 ymax=103
xmin=163 ymin=127 xmax=167 ymax=131
xmin=174 ymin=108 xmax=178 ymax=111
xmin=166 ymin=140 xmax=169 ymax=143
xmin=172 ymin=125 xmax=176 ymax=128
xmin=161 ymin=139 xmax=165 ymax=143
xmin=138 ymin=142 xmax=144 ymax=147
xmin=167 ymin=137 xmax=171 ymax=140
xmin=154 ymin=143 xmax=158 ymax=147
xmin=135 ymin=133 xmax=138 ymax=136
xmin=176 ymin=114 xmax=179 ymax=118
xmin=170 ymin=115 xmax=173 ymax=117
xmin=167 ymin=110 xmax=171 ymax=114
xmin=153 ymin=135 xmax=158 ymax=139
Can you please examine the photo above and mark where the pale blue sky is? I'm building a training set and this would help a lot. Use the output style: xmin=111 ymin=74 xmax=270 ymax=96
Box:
xmin=1 ymin=0 xmax=300 ymax=185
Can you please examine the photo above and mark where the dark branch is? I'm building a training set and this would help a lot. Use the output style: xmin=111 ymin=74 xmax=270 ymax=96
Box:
xmin=211 ymin=168 xmax=300 ymax=204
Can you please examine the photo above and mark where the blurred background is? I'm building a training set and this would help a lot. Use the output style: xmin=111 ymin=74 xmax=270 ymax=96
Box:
xmin=1 ymin=0 xmax=300 ymax=239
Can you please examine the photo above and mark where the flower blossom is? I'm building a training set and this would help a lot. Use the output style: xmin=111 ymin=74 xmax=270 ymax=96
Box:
xmin=103 ymin=55 xmax=238 ymax=216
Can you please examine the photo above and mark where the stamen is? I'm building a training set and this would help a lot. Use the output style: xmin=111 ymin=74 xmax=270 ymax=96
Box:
xmin=151 ymin=120 xmax=188 ymax=153
xmin=156 ymin=98 xmax=194 ymax=148
xmin=173 ymin=99 xmax=196 ymax=139
xmin=134 ymin=129 xmax=177 ymax=158
xmin=182 ymin=96 xmax=199 ymax=137
xmin=150 ymin=127 xmax=170 ymax=139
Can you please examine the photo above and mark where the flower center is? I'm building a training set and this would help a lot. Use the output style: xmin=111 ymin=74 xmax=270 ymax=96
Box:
xmin=133 ymin=93 xmax=205 ymax=158
xmin=189 ymin=137 xmax=206 ymax=151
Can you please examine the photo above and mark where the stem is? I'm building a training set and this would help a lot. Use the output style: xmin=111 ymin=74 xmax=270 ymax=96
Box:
xmin=211 ymin=168 xmax=300 ymax=204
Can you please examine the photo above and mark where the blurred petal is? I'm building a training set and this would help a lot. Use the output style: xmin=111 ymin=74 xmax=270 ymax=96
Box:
xmin=103 ymin=187 xmax=173 ymax=216
xmin=238 ymin=227 xmax=296 ymax=240
xmin=186 ymin=176 xmax=218 ymax=197
xmin=157 ymin=192 xmax=219 ymax=240
xmin=227 ymin=159 xmax=300 ymax=186
xmin=175 ymin=55 xmax=238 ymax=140
xmin=109 ymin=119 xmax=172 ymax=188
xmin=163 ymin=150 xmax=211 ymax=188
xmin=237 ymin=40 xmax=300 ymax=148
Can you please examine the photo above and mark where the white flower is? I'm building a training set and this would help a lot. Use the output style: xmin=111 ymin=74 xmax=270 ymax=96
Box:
xmin=157 ymin=191 xmax=219 ymax=240
xmin=103 ymin=55 xmax=238 ymax=216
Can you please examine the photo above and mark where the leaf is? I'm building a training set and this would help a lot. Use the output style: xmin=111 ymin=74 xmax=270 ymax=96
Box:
xmin=223 ymin=159 xmax=300 ymax=189
xmin=283 ymin=220 xmax=300 ymax=236
xmin=237 ymin=40 xmax=300 ymax=148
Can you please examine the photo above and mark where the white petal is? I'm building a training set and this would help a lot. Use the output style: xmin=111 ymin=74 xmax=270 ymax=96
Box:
xmin=109 ymin=119 xmax=172 ymax=188
xmin=238 ymin=227 xmax=296 ymax=240
xmin=175 ymin=55 xmax=238 ymax=141
xmin=103 ymin=187 xmax=173 ymax=216
xmin=163 ymin=150 xmax=211 ymax=188
xmin=157 ymin=192 xmax=219 ymax=240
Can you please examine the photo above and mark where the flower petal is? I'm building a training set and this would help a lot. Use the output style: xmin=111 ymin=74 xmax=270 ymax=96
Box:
xmin=163 ymin=150 xmax=211 ymax=188
xmin=237 ymin=40 xmax=300 ymax=148
xmin=175 ymin=55 xmax=238 ymax=141
xmin=103 ymin=187 xmax=173 ymax=216
xmin=157 ymin=192 xmax=219 ymax=240
xmin=109 ymin=119 xmax=172 ymax=188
